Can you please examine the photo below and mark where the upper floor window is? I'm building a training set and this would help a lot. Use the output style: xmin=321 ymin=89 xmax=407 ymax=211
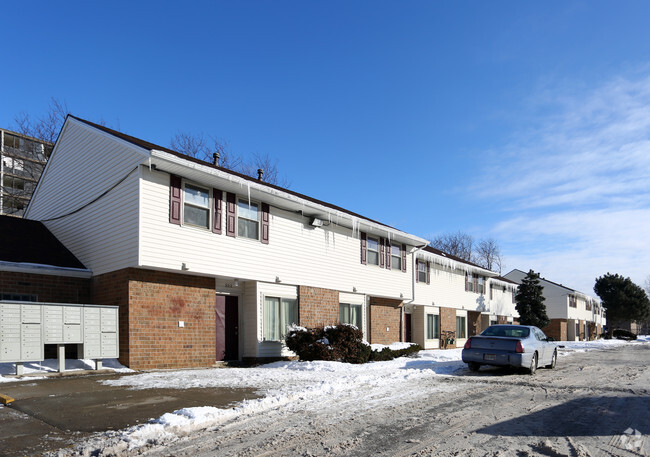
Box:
xmin=417 ymin=260 xmax=427 ymax=283
xmin=569 ymin=295 xmax=577 ymax=308
xmin=237 ymin=199 xmax=259 ymax=239
xmin=390 ymin=244 xmax=402 ymax=270
xmin=477 ymin=276 xmax=485 ymax=295
xmin=367 ymin=236 xmax=380 ymax=265
xmin=183 ymin=183 xmax=210 ymax=228
xmin=466 ymin=273 xmax=475 ymax=292
xmin=2 ymin=156 xmax=24 ymax=172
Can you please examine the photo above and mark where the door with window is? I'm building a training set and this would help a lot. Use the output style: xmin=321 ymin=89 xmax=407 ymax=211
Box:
xmin=216 ymin=295 xmax=239 ymax=361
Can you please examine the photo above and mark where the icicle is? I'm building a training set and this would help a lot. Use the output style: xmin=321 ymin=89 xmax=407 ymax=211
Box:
xmin=247 ymin=182 xmax=251 ymax=206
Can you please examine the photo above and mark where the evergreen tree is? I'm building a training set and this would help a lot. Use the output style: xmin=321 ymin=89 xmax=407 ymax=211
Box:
xmin=515 ymin=270 xmax=550 ymax=328
xmin=594 ymin=273 xmax=650 ymax=329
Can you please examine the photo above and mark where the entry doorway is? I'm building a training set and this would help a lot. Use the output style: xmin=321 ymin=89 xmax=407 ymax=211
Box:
xmin=216 ymin=295 xmax=239 ymax=361
xmin=405 ymin=313 xmax=412 ymax=342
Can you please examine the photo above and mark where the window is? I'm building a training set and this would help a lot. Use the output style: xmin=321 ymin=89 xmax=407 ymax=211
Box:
xmin=477 ymin=276 xmax=485 ymax=294
xmin=569 ymin=295 xmax=577 ymax=308
xmin=390 ymin=243 xmax=402 ymax=270
xmin=263 ymin=296 xmax=298 ymax=341
xmin=3 ymin=133 xmax=21 ymax=150
xmin=586 ymin=300 xmax=592 ymax=311
xmin=417 ymin=260 xmax=427 ymax=283
xmin=2 ymin=175 xmax=25 ymax=190
xmin=237 ymin=199 xmax=260 ymax=239
xmin=456 ymin=316 xmax=466 ymax=339
xmin=183 ymin=183 xmax=210 ymax=228
xmin=2 ymin=156 xmax=24 ymax=172
xmin=426 ymin=314 xmax=439 ymax=339
xmin=367 ymin=237 xmax=379 ymax=265
xmin=466 ymin=273 xmax=474 ymax=292
xmin=489 ymin=284 xmax=493 ymax=300
xmin=339 ymin=303 xmax=363 ymax=329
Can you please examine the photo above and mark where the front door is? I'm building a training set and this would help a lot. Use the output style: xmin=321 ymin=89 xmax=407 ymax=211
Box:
xmin=405 ymin=313 xmax=412 ymax=342
xmin=216 ymin=295 xmax=239 ymax=361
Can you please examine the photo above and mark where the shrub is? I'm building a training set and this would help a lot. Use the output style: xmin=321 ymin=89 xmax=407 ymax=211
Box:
xmin=285 ymin=324 xmax=421 ymax=364
xmin=612 ymin=328 xmax=637 ymax=340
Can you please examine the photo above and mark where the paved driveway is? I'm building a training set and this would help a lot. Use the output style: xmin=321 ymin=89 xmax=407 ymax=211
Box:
xmin=0 ymin=371 xmax=259 ymax=456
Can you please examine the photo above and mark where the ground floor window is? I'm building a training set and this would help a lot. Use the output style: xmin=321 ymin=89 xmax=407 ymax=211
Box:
xmin=456 ymin=316 xmax=467 ymax=339
xmin=339 ymin=303 xmax=362 ymax=329
xmin=427 ymin=314 xmax=439 ymax=339
xmin=263 ymin=296 xmax=298 ymax=341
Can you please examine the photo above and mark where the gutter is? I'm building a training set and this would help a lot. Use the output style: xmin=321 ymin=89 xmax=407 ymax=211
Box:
xmin=0 ymin=261 xmax=92 ymax=279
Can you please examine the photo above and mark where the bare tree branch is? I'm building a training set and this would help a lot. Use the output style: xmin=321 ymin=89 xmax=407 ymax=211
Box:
xmin=428 ymin=231 xmax=474 ymax=261
xmin=474 ymin=238 xmax=504 ymax=274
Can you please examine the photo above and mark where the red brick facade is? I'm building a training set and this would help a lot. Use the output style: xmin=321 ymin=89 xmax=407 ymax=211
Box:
xmin=439 ymin=306 xmax=457 ymax=348
xmin=542 ymin=318 xmax=567 ymax=342
xmin=368 ymin=297 xmax=402 ymax=344
xmin=298 ymin=286 xmax=339 ymax=328
xmin=0 ymin=271 xmax=90 ymax=304
xmin=92 ymin=268 xmax=216 ymax=370
xmin=467 ymin=311 xmax=482 ymax=337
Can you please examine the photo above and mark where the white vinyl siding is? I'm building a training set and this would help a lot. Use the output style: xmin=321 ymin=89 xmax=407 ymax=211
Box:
xmin=25 ymin=119 xmax=143 ymax=274
xmin=139 ymin=169 xmax=413 ymax=299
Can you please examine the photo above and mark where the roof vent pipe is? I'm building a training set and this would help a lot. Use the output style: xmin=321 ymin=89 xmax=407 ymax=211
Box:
xmin=257 ymin=168 xmax=264 ymax=181
xmin=213 ymin=152 xmax=220 ymax=166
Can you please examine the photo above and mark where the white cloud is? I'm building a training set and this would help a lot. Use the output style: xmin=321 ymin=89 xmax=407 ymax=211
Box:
xmin=479 ymin=71 xmax=650 ymax=294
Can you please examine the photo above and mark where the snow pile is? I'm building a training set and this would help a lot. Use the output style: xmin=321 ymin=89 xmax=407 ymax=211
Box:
xmin=0 ymin=358 xmax=132 ymax=382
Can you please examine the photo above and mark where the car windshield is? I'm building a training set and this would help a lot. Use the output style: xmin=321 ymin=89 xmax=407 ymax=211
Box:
xmin=481 ymin=326 xmax=530 ymax=338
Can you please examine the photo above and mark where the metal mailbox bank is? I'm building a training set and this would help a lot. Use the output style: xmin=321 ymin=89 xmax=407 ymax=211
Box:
xmin=0 ymin=301 xmax=119 ymax=375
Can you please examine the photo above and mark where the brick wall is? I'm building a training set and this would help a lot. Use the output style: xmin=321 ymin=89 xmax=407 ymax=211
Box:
xmin=440 ymin=306 xmax=456 ymax=348
xmin=467 ymin=311 xmax=482 ymax=337
xmin=578 ymin=319 xmax=585 ymax=341
xmin=0 ymin=271 xmax=90 ymax=304
xmin=542 ymin=318 xmax=567 ymax=342
xmin=92 ymin=268 xmax=216 ymax=370
xmin=298 ymin=286 xmax=339 ymax=328
xmin=369 ymin=297 xmax=402 ymax=344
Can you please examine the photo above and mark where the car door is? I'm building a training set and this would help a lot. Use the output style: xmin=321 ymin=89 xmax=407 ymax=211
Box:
xmin=533 ymin=328 xmax=549 ymax=364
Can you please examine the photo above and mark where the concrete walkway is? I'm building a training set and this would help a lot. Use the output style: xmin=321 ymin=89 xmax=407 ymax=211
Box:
xmin=0 ymin=371 xmax=259 ymax=456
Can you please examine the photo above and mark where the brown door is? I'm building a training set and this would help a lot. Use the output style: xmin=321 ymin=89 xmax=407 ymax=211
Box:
xmin=216 ymin=295 xmax=239 ymax=361
xmin=405 ymin=313 xmax=412 ymax=343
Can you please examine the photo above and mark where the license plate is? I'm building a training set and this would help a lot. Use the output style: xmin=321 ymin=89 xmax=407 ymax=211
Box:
xmin=484 ymin=354 xmax=496 ymax=361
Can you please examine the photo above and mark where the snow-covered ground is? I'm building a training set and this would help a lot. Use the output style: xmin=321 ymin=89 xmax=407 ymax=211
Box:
xmin=15 ymin=336 xmax=644 ymax=456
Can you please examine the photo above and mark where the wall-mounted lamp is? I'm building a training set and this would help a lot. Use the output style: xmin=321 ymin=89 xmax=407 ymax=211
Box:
xmin=400 ymin=293 xmax=404 ymax=299
xmin=309 ymin=217 xmax=323 ymax=227
xmin=353 ymin=286 xmax=357 ymax=293
xmin=181 ymin=263 xmax=189 ymax=271
xmin=234 ymin=279 xmax=239 ymax=287
xmin=275 ymin=276 xmax=282 ymax=283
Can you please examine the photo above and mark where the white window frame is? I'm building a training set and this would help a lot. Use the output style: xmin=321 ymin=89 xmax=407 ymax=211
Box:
xmin=367 ymin=236 xmax=380 ymax=266
xmin=466 ymin=273 xmax=474 ymax=292
xmin=477 ymin=276 xmax=485 ymax=295
xmin=390 ymin=243 xmax=402 ymax=271
xmin=182 ymin=182 xmax=211 ymax=229
xmin=263 ymin=295 xmax=298 ymax=342
xmin=339 ymin=303 xmax=363 ymax=330
xmin=417 ymin=260 xmax=427 ymax=283
xmin=237 ymin=198 xmax=260 ymax=240
xmin=456 ymin=315 xmax=467 ymax=339
xmin=426 ymin=313 xmax=439 ymax=340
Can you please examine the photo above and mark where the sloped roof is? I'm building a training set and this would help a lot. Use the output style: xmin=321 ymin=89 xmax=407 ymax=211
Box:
xmin=0 ymin=215 xmax=86 ymax=269
xmin=68 ymin=115 xmax=417 ymax=239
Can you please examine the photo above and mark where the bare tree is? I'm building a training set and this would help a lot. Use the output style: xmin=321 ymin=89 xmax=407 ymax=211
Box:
xmin=2 ymin=99 xmax=68 ymax=215
xmin=428 ymin=231 xmax=474 ymax=261
xmin=474 ymin=238 xmax=504 ymax=274
xmin=170 ymin=132 xmax=288 ymax=187
xmin=13 ymin=98 xmax=68 ymax=143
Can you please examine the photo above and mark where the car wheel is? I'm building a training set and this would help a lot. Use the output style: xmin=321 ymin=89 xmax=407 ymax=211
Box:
xmin=545 ymin=350 xmax=557 ymax=369
xmin=528 ymin=353 xmax=537 ymax=375
xmin=468 ymin=362 xmax=480 ymax=372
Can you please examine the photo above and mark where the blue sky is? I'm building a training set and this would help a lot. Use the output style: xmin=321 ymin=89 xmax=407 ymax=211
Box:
xmin=3 ymin=1 xmax=650 ymax=295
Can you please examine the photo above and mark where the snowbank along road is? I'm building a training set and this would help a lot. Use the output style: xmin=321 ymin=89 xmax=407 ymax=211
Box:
xmin=49 ymin=339 xmax=650 ymax=456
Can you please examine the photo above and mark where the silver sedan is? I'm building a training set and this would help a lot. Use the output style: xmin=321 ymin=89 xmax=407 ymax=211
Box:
xmin=461 ymin=325 xmax=557 ymax=374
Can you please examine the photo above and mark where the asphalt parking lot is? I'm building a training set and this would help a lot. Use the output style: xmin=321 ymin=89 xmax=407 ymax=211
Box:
xmin=0 ymin=371 xmax=260 ymax=456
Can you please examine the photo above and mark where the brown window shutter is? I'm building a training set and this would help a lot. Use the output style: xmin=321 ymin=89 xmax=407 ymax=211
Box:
xmin=226 ymin=192 xmax=236 ymax=237
xmin=386 ymin=240 xmax=391 ymax=269
xmin=212 ymin=189 xmax=223 ymax=234
xmin=415 ymin=260 xmax=419 ymax=283
xmin=379 ymin=238 xmax=385 ymax=268
xmin=426 ymin=261 xmax=430 ymax=285
xmin=474 ymin=276 xmax=479 ymax=294
xmin=401 ymin=244 xmax=407 ymax=273
xmin=465 ymin=273 xmax=469 ymax=292
xmin=261 ymin=203 xmax=270 ymax=244
xmin=360 ymin=232 xmax=367 ymax=264
xmin=169 ymin=175 xmax=182 ymax=225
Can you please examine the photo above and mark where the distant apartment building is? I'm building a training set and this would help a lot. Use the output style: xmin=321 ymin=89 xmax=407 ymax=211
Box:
xmin=1 ymin=128 xmax=53 ymax=217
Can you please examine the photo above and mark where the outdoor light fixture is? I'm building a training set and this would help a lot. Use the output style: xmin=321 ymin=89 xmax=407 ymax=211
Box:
xmin=234 ymin=279 xmax=239 ymax=287
xmin=181 ymin=263 xmax=189 ymax=271
xmin=309 ymin=217 xmax=323 ymax=227
xmin=275 ymin=276 xmax=282 ymax=283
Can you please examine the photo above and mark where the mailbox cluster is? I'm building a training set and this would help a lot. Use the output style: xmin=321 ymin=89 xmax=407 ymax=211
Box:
xmin=0 ymin=301 xmax=119 ymax=367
